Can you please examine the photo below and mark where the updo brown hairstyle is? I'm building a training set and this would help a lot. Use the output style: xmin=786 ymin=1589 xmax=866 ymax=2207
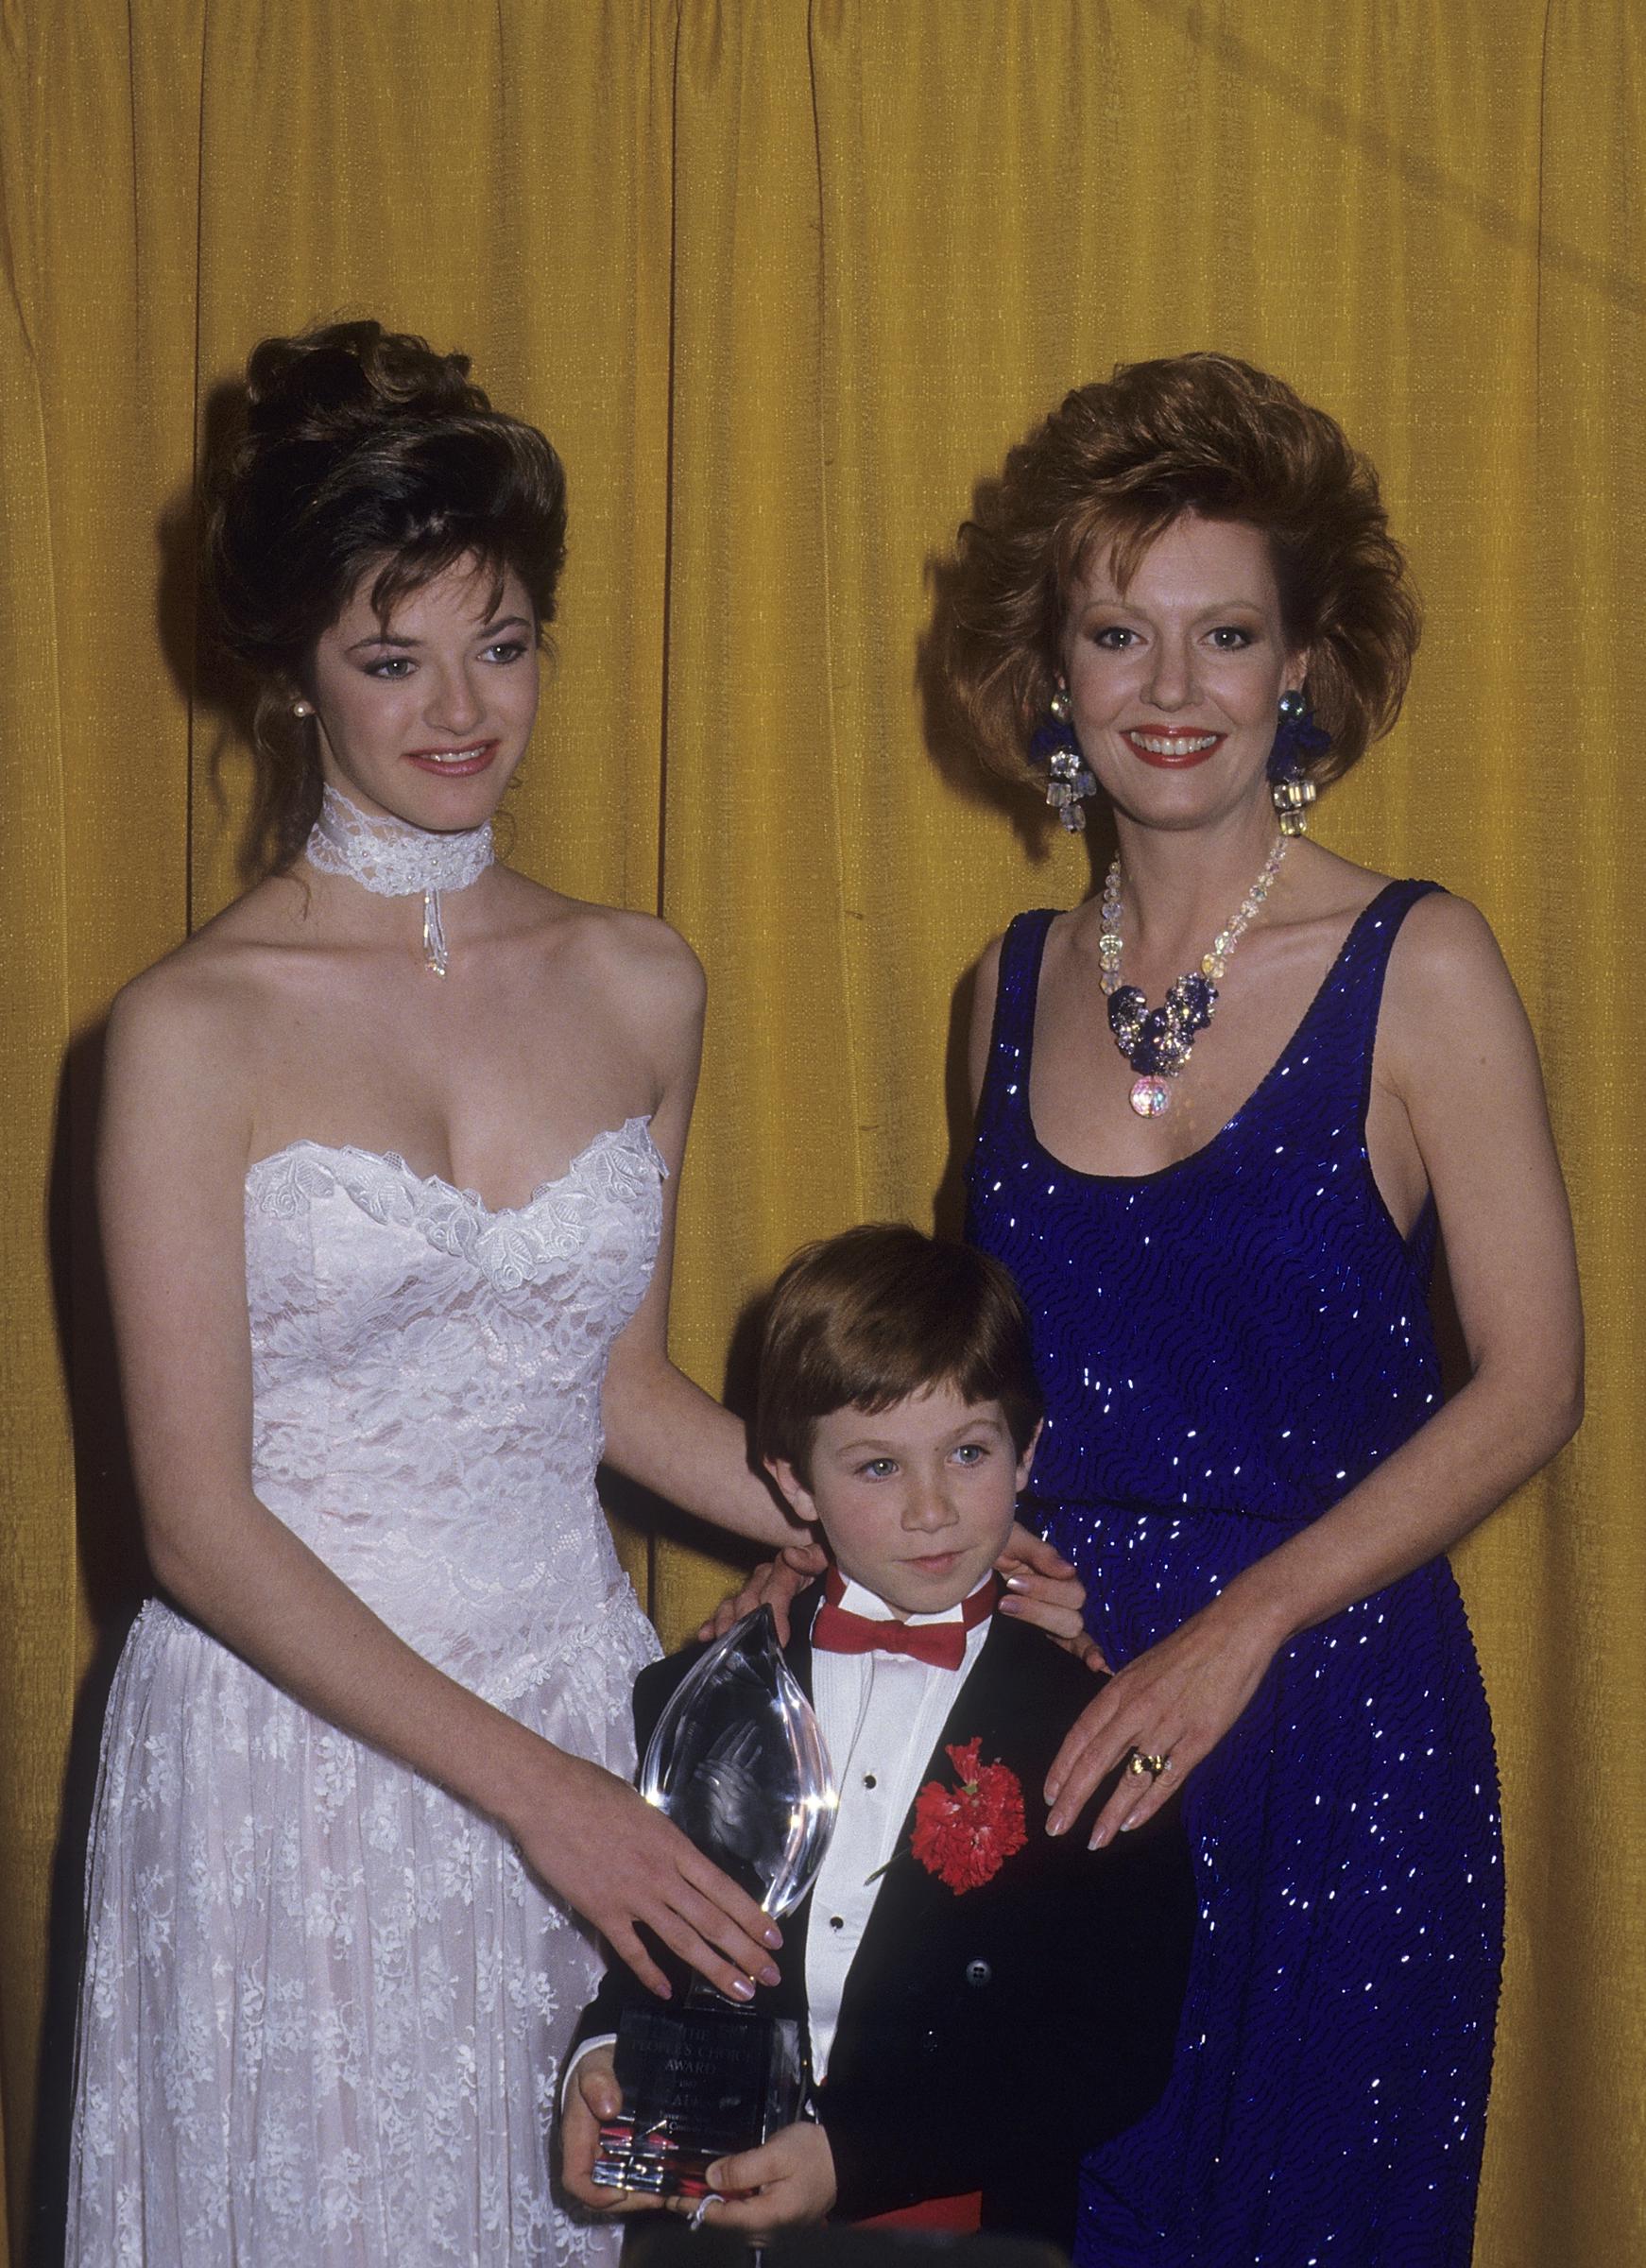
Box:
xmin=204 ymin=319 xmax=568 ymax=871
xmin=944 ymin=352 xmax=1420 ymax=794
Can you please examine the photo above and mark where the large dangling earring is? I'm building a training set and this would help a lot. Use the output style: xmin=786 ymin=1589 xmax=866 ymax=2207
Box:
xmin=1268 ymin=689 xmax=1329 ymax=836
xmin=1031 ymin=681 xmax=1097 ymax=833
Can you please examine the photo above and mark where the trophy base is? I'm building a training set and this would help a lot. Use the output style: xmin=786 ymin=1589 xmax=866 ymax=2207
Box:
xmin=592 ymin=1999 xmax=806 ymax=2201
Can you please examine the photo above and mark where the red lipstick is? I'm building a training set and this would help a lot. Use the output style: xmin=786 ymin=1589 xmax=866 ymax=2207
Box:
xmin=403 ymin=741 xmax=498 ymax=779
xmin=1122 ymin=729 xmax=1226 ymax=770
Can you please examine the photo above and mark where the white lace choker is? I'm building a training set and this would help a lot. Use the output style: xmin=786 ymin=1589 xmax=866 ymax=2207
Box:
xmin=303 ymin=784 xmax=493 ymax=978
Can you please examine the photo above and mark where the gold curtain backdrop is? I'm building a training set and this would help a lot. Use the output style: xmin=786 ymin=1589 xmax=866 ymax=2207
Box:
xmin=2 ymin=2 xmax=1640 ymax=2259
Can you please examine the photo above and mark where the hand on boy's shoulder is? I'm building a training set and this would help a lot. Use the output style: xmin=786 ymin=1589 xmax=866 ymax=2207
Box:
xmin=631 ymin=1592 xmax=1179 ymax=1860
xmin=979 ymin=1615 xmax=1188 ymax=1852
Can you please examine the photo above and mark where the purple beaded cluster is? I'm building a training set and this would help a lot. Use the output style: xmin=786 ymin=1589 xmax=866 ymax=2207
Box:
xmin=1107 ymin=971 xmax=1216 ymax=1075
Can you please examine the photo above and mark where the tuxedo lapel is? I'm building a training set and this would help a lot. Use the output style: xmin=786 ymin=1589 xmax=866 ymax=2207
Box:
xmin=785 ymin=1580 xmax=824 ymax=1706
xmin=782 ymin=1583 xmax=1020 ymax=2046
xmin=829 ymin=1617 xmax=1053 ymax=2021
xmin=878 ymin=1613 xmax=1047 ymax=1864
xmin=923 ymin=1613 xmax=1039 ymax=1778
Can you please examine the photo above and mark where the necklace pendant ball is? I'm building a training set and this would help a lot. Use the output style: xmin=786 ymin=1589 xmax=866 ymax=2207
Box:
xmin=1101 ymin=837 xmax=1287 ymax=1124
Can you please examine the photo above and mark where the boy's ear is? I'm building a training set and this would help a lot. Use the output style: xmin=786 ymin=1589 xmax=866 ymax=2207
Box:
xmin=1014 ymin=1418 xmax=1044 ymax=1493
xmin=763 ymin=1454 xmax=821 ymax=1525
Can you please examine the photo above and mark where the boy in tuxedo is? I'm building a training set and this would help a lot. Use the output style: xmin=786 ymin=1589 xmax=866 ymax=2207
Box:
xmin=562 ymin=1225 xmax=1194 ymax=2249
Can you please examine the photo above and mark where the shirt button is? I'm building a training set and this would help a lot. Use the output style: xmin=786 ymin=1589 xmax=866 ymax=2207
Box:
xmin=863 ymin=1773 xmax=877 ymax=1789
xmin=830 ymin=1915 xmax=845 ymax=1932
xmin=965 ymin=1958 xmax=991 ymax=1988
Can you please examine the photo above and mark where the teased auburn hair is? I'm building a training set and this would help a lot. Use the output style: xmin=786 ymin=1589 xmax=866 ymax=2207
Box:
xmin=203 ymin=318 xmax=568 ymax=873
xmin=755 ymin=1224 xmax=1042 ymax=1489
xmin=943 ymin=352 xmax=1420 ymax=792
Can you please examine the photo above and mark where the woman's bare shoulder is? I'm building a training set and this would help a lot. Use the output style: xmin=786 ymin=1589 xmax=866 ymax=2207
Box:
xmin=1275 ymin=841 xmax=1394 ymax=928
xmin=517 ymin=883 xmax=704 ymax=1010
xmin=1378 ymin=885 xmax=1532 ymax=1105
xmin=1382 ymin=883 xmax=1511 ymax=1005
xmin=105 ymin=880 xmax=303 ymax=1103
xmin=971 ymin=927 xmax=1007 ymax=1008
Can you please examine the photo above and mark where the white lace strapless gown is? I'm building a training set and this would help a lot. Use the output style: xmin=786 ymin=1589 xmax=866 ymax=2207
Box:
xmin=67 ymin=1121 xmax=665 ymax=2266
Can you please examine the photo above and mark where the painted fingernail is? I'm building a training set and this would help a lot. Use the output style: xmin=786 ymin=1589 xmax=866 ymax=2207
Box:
xmin=1047 ymin=1812 xmax=1067 ymax=1837
xmin=758 ymin=1962 xmax=780 ymax=1987
xmin=727 ymin=1974 xmax=754 ymax=2000
xmin=1089 ymin=1826 xmax=1111 ymax=1850
xmin=1000 ymin=1595 xmax=1022 ymax=1615
xmin=1004 ymin=1573 xmax=1030 ymax=1591
xmin=763 ymin=1923 xmax=782 ymax=1949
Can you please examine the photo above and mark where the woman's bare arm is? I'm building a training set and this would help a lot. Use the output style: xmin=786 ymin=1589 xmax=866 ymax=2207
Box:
xmin=1045 ymin=894 xmax=1583 ymax=1840
xmin=99 ymin=961 xmax=782 ymax=1999
xmin=595 ymin=929 xmax=799 ymax=1549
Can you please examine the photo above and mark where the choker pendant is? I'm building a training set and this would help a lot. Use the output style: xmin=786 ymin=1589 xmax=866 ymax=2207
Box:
xmin=302 ymin=784 xmax=494 ymax=977
xmin=421 ymin=891 xmax=451 ymax=979
xmin=1098 ymin=836 xmax=1288 ymax=1119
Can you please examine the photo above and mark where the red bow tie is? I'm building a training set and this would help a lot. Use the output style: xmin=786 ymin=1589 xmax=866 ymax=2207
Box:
xmin=811 ymin=1572 xmax=998 ymax=1671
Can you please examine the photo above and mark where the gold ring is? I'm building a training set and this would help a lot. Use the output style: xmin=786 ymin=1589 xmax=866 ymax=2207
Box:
xmin=1126 ymin=1749 xmax=1169 ymax=1779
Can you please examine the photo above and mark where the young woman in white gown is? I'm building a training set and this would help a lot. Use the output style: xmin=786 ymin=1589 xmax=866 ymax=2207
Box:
xmin=64 ymin=322 xmax=812 ymax=2267
xmin=68 ymin=321 xmax=1083 ymax=2264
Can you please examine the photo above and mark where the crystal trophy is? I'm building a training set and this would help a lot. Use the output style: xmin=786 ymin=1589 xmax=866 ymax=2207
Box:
xmin=592 ymin=1606 xmax=838 ymax=2200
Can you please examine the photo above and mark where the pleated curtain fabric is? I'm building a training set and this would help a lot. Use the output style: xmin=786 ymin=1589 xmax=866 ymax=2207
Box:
xmin=1 ymin=4 xmax=1640 ymax=2260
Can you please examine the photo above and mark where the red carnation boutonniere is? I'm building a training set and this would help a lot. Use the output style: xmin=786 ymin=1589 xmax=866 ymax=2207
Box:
xmin=908 ymin=1737 xmax=1028 ymax=1895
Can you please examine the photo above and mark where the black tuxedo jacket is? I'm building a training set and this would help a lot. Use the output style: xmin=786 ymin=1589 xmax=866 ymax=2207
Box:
xmin=580 ymin=1588 xmax=1195 ymax=2250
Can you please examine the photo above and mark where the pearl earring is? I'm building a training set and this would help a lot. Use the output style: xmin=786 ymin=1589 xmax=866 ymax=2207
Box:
xmin=292 ymin=700 xmax=315 ymax=719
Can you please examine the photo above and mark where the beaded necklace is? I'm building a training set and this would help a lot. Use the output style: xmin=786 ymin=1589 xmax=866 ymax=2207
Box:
xmin=1098 ymin=835 xmax=1288 ymax=1118
xmin=303 ymin=783 xmax=494 ymax=978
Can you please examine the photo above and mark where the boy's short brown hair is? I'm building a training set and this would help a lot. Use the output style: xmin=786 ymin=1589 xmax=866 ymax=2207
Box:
xmin=755 ymin=1224 xmax=1042 ymax=1488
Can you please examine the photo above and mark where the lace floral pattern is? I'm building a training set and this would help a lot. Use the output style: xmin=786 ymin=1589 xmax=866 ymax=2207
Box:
xmin=303 ymin=782 xmax=494 ymax=897
xmin=68 ymin=1121 xmax=666 ymax=2265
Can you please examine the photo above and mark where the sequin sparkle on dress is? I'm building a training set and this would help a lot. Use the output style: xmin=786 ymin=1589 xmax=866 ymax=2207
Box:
xmin=967 ymin=882 xmax=1502 ymax=2268
xmin=66 ymin=1125 xmax=664 ymax=2265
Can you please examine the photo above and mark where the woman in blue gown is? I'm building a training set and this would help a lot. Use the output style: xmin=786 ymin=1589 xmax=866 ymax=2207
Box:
xmin=949 ymin=354 xmax=1581 ymax=2265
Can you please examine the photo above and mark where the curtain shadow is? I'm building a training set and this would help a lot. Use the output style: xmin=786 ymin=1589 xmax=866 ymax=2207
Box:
xmin=932 ymin=955 xmax=980 ymax=1246
xmin=30 ymin=1022 xmax=147 ymax=2263
xmin=1145 ymin=0 xmax=1642 ymax=316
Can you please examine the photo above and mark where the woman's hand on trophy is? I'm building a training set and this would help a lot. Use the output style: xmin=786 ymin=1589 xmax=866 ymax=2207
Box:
xmin=677 ymin=2121 xmax=838 ymax=2235
xmin=696 ymin=1538 xmax=828 ymax=1643
xmin=514 ymin=1750 xmax=782 ymax=2001
xmin=996 ymin=1523 xmax=1108 ymax=1671
xmin=558 ymin=2047 xmax=655 ymax=2214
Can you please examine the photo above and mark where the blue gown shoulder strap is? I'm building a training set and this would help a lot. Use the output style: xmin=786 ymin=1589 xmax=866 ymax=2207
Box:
xmin=1327 ymin=878 xmax=1446 ymax=1100
xmin=975 ymin=909 xmax=1057 ymax=1136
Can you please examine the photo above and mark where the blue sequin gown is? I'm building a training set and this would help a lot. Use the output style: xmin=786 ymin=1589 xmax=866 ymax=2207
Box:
xmin=967 ymin=883 xmax=1502 ymax=2268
